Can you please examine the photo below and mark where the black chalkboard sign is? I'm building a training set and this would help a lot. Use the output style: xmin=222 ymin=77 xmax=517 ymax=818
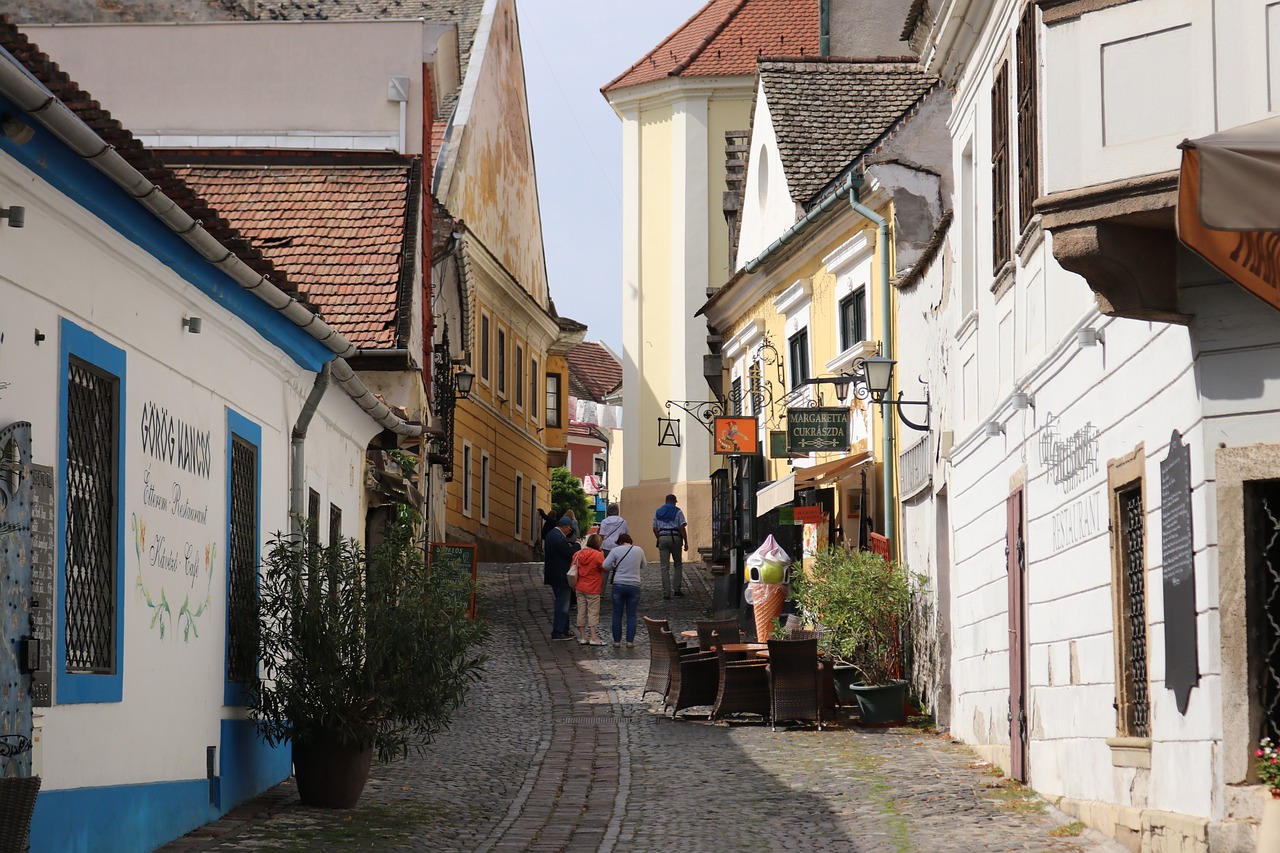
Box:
xmin=430 ymin=543 xmax=477 ymax=619
xmin=1160 ymin=431 xmax=1199 ymax=715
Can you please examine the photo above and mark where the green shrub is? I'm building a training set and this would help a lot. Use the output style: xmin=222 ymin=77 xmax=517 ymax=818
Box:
xmin=248 ymin=517 xmax=489 ymax=762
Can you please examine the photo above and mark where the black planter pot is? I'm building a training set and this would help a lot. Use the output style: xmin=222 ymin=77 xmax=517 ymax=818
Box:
xmin=850 ymin=680 xmax=908 ymax=726
xmin=293 ymin=738 xmax=374 ymax=809
xmin=831 ymin=663 xmax=862 ymax=703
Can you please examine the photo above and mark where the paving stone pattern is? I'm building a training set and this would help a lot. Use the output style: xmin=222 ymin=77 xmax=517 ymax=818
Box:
xmin=159 ymin=561 xmax=1125 ymax=853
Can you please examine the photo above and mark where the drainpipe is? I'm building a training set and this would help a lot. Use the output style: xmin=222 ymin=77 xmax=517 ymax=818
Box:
xmin=291 ymin=365 xmax=331 ymax=542
xmin=848 ymin=186 xmax=895 ymax=552
xmin=819 ymin=0 xmax=830 ymax=57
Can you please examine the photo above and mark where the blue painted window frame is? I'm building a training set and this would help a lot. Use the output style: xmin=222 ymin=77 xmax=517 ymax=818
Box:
xmin=224 ymin=409 xmax=261 ymax=707
xmin=57 ymin=318 xmax=127 ymax=704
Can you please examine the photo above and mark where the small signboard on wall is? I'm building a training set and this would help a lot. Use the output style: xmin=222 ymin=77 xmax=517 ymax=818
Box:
xmin=786 ymin=408 xmax=850 ymax=454
xmin=430 ymin=542 xmax=478 ymax=619
xmin=1160 ymin=431 xmax=1199 ymax=714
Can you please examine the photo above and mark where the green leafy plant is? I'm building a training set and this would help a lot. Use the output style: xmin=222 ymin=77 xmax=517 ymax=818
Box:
xmin=550 ymin=466 xmax=594 ymax=531
xmin=1258 ymin=737 xmax=1280 ymax=792
xmin=247 ymin=517 xmax=489 ymax=762
xmin=789 ymin=546 xmax=921 ymax=685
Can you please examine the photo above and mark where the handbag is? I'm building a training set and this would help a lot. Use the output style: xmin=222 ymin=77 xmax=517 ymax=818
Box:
xmin=567 ymin=561 xmax=580 ymax=589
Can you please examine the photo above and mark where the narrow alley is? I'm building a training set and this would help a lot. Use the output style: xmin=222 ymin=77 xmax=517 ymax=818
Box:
xmin=161 ymin=564 xmax=1122 ymax=853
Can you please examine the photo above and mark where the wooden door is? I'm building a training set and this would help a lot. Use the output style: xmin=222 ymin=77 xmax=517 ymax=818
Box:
xmin=1006 ymin=488 xmax=1029 ymax=782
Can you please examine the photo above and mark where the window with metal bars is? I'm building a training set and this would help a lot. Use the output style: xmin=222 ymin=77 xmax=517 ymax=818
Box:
xmin=227 ymin=435 xmax=258 ymax=688
xmin=307 ymin=489 xmax=321 ymax=547
xmin=991 ymin=61 xmax=1012 ymax=274
xmin=64 ymin=357 xmax=119 ymax=676
xmin=1016 ymin=3 xmax=1040 ymax=233
xmin=1246 ymin=481 xmax=1280 ymax=745
xmin=1117 ymin=485 xmax=1150 ymax=738
xmin=329 ymin=503 xmax=342 ymax=548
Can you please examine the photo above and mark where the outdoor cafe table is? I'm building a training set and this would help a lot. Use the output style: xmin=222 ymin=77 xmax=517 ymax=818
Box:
xmin=719 ymin=642 xmax=768 ymax=659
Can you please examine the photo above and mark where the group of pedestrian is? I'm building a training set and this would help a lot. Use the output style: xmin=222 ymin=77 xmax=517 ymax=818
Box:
xmin=541 ymin=495 xmax=689 ymax=647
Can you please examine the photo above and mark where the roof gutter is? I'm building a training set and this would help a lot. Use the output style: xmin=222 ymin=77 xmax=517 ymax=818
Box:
xmin=742 ymin=172 xmax=861 ymax=274
xmin=0 ymin=53 xmax=423 ymax=437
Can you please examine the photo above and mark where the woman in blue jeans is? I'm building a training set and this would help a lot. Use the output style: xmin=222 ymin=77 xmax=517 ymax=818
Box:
xmin=602 ymin=533 xmax=646 ymax=648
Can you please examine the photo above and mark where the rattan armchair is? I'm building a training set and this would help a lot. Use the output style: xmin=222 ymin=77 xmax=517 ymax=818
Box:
xmin=641 ymin=616 xmax=696 ymax=700
xmin=656 ymin=627 xmax=719 ymax=717
xmin=711 ymin=648 xmax=770 ymax=721
xmin=765 ymin=637 xmax=823 ymax=731
xmin=695 ymin=618 xmax=741 ymax=651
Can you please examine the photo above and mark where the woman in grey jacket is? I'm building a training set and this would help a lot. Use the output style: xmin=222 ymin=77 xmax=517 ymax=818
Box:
xmin=602 ymin=534 xmax=645 ymax=648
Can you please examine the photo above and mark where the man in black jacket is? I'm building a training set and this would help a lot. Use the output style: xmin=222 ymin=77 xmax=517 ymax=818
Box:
xmin=543 ymin=517 xmax=579 ymax=640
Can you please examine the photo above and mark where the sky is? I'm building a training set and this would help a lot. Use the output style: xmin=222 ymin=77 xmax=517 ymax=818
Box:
xmin=517 ymin=0 xmax=699 ymax=356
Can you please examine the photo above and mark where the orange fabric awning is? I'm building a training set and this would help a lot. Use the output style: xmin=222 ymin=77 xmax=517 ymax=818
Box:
xmin=1178 ymin=117 xmax=1280 ymax=311
xmin=792 ymin=450 xmax=873 ymax=488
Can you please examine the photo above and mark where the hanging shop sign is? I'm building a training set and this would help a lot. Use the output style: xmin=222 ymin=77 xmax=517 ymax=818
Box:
xmin=713 ymin=417 xmax=758 ymax=455
xmin=786 ymin=407 xmax=850 ymax=454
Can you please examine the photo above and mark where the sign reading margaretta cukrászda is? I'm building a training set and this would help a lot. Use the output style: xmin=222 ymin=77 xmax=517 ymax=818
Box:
xmin=786 ymin=407 xmax=850 ymax=454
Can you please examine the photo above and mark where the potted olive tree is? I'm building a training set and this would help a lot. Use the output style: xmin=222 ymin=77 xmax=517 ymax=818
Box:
xmin=790 ymin=546 xmax=918 ymax=725
xmin=246 ymin=516 xmax=489 ymax=807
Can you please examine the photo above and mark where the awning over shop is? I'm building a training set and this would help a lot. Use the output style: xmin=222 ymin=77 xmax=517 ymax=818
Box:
xmin=1178 ymin=116 xmax=1280 ymax=311
xmin=792 ymin=450 xmax=873 ymax=489
xmin=756 ymin=473 xmax=795 ymax=517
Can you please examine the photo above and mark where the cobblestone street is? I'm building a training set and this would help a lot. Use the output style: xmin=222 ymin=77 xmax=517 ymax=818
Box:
xmin=160 ymin=563 xmax=1124 ymax=853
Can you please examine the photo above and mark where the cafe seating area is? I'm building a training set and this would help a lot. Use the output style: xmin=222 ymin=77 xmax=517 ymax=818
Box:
xmin=641 ymin=618 xmax=838 ymax=729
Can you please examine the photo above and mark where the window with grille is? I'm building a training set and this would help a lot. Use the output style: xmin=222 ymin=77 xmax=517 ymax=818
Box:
xmin=1016 ymin=3 xmax=1040 ymax=233
xmin=840 ymin=289 xmax=866 ymax=351
xmin=1117 ymin=484 xmax=1150 ymax=738
xmin=307 ymin=488 xmax=321 ymax=547
xmin=788 ymin=329 xmax=809 ymax=389
xmin=1246 ymin=481 xmax=1280 ymax=745
xmin=329 ymin=503 xmax=342 ymax=547
xmin=64 ymin=357 xmax=119 ymax=676
xmin=991 ymin=61 xmax=1011 ymax=273
xmin=227 ymin=435 xmax=258 ymax=687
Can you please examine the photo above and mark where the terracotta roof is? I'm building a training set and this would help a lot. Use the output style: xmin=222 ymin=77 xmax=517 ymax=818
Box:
xmin=758 ymin=58 xmax=937 ymax=203
xmin=603 ymin=0 xmax=819 ymax=93
xmin=167 ymin=151 xmax=420 ymax=349
xmin=0 ymin=17 xmax=292 ymax=293
xmin=566 ymin=341 xmax=621 ymax=404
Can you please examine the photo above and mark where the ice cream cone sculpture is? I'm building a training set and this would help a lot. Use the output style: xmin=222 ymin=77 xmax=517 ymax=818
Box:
xmin=750 ymin=581 xmax=788 ymax=641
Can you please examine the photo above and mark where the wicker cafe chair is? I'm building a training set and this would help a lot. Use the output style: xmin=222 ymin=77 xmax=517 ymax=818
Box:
xmin=696 ymin=619 xmax=741 ymax=651
xmin=711 ymin=647 xmax=770 ymax=722
xmin=657 ymin=627 xmax=720 ymax=717
xmin=642 ymin=616 xmax=695 ymax=700
xmin=765 ymin=637 xmax=823 ymax=731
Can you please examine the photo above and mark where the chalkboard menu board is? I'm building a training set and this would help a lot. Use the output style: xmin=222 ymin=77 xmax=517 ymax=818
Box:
xmin=430 ymin=543 xmax=477 ymax=619
xmin=29 ymin=465 xmax=53 ymax=708
xmin=1160 ymin=431 xmax=1199 ymax=715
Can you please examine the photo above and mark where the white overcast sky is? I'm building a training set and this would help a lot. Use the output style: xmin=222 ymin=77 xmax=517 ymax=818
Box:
xmin=518 ymin=0 xmax=698 ymax=356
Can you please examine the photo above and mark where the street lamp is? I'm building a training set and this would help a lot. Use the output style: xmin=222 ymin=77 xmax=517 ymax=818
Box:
xmin=803 ymin=354 xmax=930 ymax=432
xmin=454 ymin=365 xmax=475 ymax=399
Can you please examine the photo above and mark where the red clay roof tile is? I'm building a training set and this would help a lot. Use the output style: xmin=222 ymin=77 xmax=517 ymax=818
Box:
xmin=602 ymin=0 xmax=820 ymax=93
xmin=566 ymin=341 xmax=622 ymax=403
xmin=169 ymin=156 xmax=419 ymax=350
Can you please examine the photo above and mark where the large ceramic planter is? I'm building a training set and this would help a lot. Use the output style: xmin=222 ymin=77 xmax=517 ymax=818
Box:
xmin=831 ymin=663 xmax=862 ymax=703
xmin=1260 ymin=789 xmax=1280 ymax=852
xmin=293 ymin=738 xmax=374 ymax=809
xmin=850 ymin=680 xmax=908 ymax=726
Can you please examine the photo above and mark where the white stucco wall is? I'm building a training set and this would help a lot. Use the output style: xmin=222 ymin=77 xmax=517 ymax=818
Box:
xmin=24 ymin=20 xmax=438 ymax=152
xmin=735 ymin=80 xmax=803 ymax=269
xmin=0 ymin=150 xmax=379 ymax=793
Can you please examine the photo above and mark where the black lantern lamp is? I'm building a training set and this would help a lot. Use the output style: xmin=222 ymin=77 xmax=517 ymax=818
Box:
xmin=453 ymin=364 xmax=475 ymax=399
xmin=803 ymin=353 xmax=930 ymax=432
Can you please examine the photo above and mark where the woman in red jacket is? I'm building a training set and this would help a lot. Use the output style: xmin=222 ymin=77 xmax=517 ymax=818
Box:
xmin=572 ymin=534 xmax=607 ymax=646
